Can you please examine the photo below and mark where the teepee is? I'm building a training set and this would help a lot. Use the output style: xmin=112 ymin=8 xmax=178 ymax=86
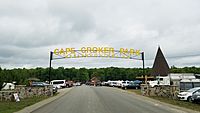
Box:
xmin=151 ymin=47 xmax=170 ymax=76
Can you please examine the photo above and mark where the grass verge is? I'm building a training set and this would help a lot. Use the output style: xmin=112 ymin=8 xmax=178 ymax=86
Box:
xmin=126 ymin=89 xmax=142 ymax=95
xmin=150 ymin=96 xmax=200 ymax=112
xmin=0 ymin=96 xmax=49 ymax=113
xmin=129 ymin=89 xmax=200 ymax=112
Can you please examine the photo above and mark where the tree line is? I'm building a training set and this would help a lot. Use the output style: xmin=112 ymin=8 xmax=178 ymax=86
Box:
xmin=1 ymin=66 xmax=200 ymax=90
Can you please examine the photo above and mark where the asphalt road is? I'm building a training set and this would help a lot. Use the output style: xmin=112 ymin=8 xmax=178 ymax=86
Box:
xmin=32 ymin=85 xmax=195 ymax=113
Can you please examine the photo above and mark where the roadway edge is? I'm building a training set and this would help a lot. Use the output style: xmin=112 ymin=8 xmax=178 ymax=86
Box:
xmin=14 ymin=88 xmax=72 ymax=113
xmin=122 ymin=88 xmax=200 ymax=113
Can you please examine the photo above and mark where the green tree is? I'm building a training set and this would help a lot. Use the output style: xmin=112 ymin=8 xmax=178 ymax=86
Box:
xmin=0 ymin=67 xmax=3 ymax=90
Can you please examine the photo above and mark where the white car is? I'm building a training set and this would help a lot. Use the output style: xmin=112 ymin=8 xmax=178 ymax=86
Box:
xmin=109 ymin=82 xmax=117 ymax=87
xmin=121 ymin=81 xmax=130 ymax=89
xmin=116 ymin=80 xmax=124 ymax=87
xmin=178 ymin=87 xmax=200 ymax=102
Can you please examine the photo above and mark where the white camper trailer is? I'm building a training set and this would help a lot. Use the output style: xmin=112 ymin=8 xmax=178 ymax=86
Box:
xmin=2 ymin=83 xmax=15 ymax=90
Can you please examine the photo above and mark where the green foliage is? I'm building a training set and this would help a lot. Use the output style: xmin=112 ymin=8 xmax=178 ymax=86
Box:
xmin=0 ymin=76 xmax=3 ymax=90
xmin=170 ymin=66 xmax=200 ymax=74
xmin=0 ymin=68 xmax=4 ymax=90
xmin=0 ymin=66 xmax=200 ymax=85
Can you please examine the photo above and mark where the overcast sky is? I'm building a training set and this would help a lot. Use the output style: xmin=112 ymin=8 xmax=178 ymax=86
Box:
xmin=0 ymin=0 xmax=200 ymax=69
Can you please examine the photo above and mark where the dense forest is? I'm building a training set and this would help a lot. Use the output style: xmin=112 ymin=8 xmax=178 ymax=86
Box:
xmin=1 ymin=66 xmax=200 ymax=89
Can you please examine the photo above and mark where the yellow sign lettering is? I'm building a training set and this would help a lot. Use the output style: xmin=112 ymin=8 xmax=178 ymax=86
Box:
xmin=53 ymin=47 xmax=141 ymax=59
xmin=81 ymin=47 xmax=86 ymax=53
xmin=59 ymin=48 xmax=65 ymax=55
xmin=54 ymin=48 xmax=59 ymax=55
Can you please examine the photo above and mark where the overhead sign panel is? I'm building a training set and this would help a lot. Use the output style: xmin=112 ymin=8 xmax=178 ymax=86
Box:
xmin=53 ymin=47 xmax=141 ymax=60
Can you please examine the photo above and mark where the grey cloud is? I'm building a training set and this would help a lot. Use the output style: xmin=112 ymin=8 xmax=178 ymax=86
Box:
xmin=0 ymin=0 xmax=200 ymax=68
xmin=0 ymin=0 xmax=96 ymax=48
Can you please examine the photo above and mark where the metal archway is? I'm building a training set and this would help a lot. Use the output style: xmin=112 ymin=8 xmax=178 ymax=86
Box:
xmin=48 ymin=47 xmax=145 ymax=83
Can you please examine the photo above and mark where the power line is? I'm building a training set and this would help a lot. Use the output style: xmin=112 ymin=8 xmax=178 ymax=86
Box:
xmin=166 ymin=53 xmax=200 ymax=59
xmin=145 ymin=53 xmax=200 ymax=60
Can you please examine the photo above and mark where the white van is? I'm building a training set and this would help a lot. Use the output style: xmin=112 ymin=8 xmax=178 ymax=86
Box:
xmin=50 ymin=80 xmax=66 ymax=89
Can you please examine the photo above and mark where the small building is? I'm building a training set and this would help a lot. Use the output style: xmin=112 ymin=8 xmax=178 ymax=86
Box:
xmin=90 ymin=77 xmax=100 ymax=86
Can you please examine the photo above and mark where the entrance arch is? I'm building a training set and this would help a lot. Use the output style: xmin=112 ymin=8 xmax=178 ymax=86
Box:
xmin=48 ymin=47 xmax=145 ymax=83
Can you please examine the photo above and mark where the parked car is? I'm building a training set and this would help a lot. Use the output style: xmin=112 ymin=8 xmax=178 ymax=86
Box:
xmin=109 ymin=82 xmax=117 ymax=87
xmin=101 ymin=81 xmax=109 ymax=86
xmin=126 ymin=81 xmax=140 ymax=89
xmin=85 ymin=81 xmax=91 ymax=85
xmin=31 ymin=82 xmax=49 ymax=87
xmin=106 ymin=81 xmax=116 ymax=87
xmin=116 ymin=80 xmax=124 ymax=88
xmin=53 ymin=86 xmax=58 ymax=94
xmin=74 ymin=82 xmax=81 ymax=86
xmin=178 ymin=87 xmax=200 ymax=102
xmin=121 ymin=81 xmax=130 ymax=89
xmin=133 ymin=80 xmax=142 ymax=84
xmin=96 ymin=81 xmax=102 ymax=86
xmin=191 ymin=91 xmax=200 ymax=103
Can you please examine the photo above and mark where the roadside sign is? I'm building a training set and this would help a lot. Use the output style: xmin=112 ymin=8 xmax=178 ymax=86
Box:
xmin=13 ymin=93 xmax=20 ymax=102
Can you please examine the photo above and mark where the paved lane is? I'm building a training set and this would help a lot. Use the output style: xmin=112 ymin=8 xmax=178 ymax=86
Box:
xmin=32 ymin=85 xmax=197 ymax=113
